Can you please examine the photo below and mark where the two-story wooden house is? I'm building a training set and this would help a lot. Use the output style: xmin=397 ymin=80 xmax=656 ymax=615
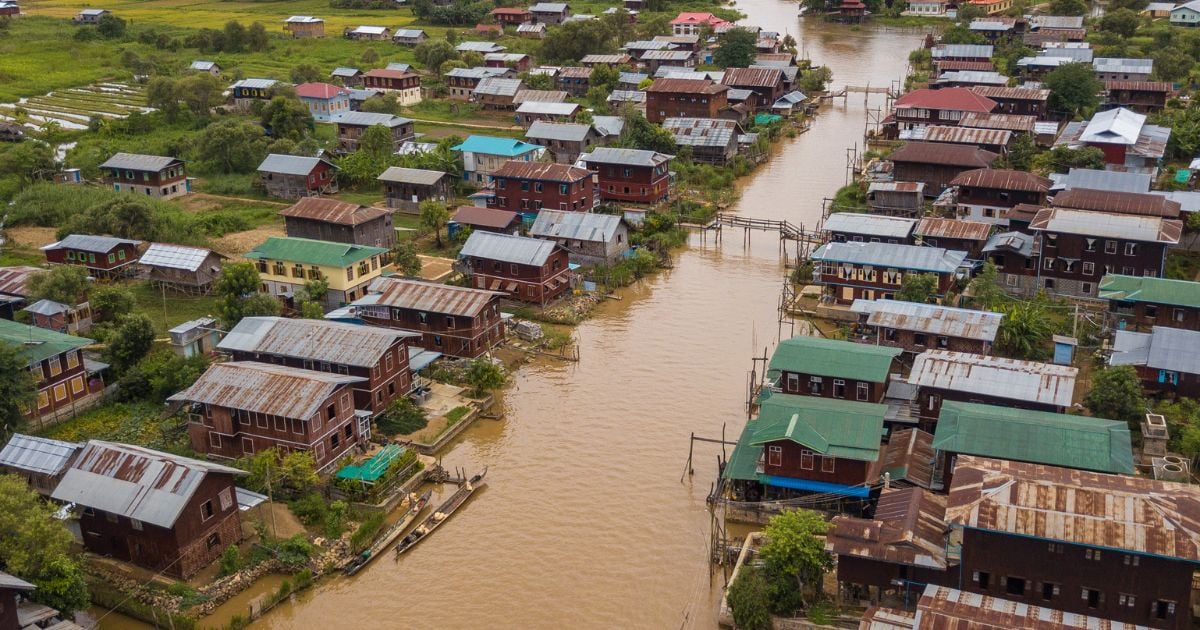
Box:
xmin=1104 ymin=80 xmax=1173 ymax=113
xmin=945 ymin=456 xmax=1200 ymax=630
xmin=40 ymin=234 xmax=142 ymax=279
xmin=453 ymin=135 xmax=546 ymax=185
xmin=218 ymin=317 xmax=416 ymax=415
xmin=555 ymin=67 xmax=593 ymax=97
xmin=644 ymin=78 xmax=729 ymax=124
xmin=810 ymin=241 xmax=968 ymax=305
xmin=1099 ymin=275 xmax=1200 ymax=332
xmin=490 ymin=161 xmax=596 ymax=213
xmin=284 ymin=15 xmax=325 ymax=38
xmin=172 ymin=361 xmax=366 ymax=471
xmin=459 ymin=231 xmax=570 ymax=305
xmin=279 ymin=197 xmax=395 ymax=249
xmin=822 ymin=213 xmax=917 ymax=245
xmin=529 ymin=209 xmax=630 ymax=266
xmin=362 ymin=69 xmax=422 ymax=106
xmin=967 ymin=85 xmax=1050 ymax=117
xmin=950 ymin=168 xmax=1051 ymax=226
xmin=99 ymin=153 xmax=189 ymax=200
xmin=0 ymin=319 xmax=102 ymax=424
xmin=932 ymin=401 xmax=1134 ymax=490
xmin=333 ymin=111 xmax=415 ymax=154
xmin=907 ymin=350 xmax=1077 ymax=431
xmin=524 ymin=121 xmax=599 ymax=164
xmin=725 ymin=393 xmax=888 ymax=503
xmin=256 ymin=154 xmax=338 ymax=199
xmin=767 ymin=334 xmax=902 ymax=404
xmin=378 ymin=167 xmax=453 ymax=214
xmin=1024 ymin=208 xmax=1182 ymax=299
xmin=1054 ymin=107 xmax=1169 ymax=172
xmin=1111 ymin=325 xmax=1200 ymax=398
xmin=295 ymin=82 xmax=351 ymax=122
xmin=578 ymin=147 xmax=673 ymax=204
xmin=913 ymin=217 xmax=992 ymax=259
xmin=139 ymin=243 xmax=226 ymax=295
xmin=849 ymin=300 xmax=1003 ymax=356
xmin=229 ymin=78 xmax=282 ymax=109
xmin=889 ymin=88 xmax=997 ymax=134
xmin=445 ymin=67 xmax=512 ymax=100
xmin=245 ymin=236 xmax=391 ymax=309
xmin=51 ymin=440 xmax=245 ymax=578
xmin=660 ymin=117 xmax=740 ymax=165
xmin=347 ymin=277 xmax=506 ymax=358
xmin=889 ymin=142 xmax=998 ymax=196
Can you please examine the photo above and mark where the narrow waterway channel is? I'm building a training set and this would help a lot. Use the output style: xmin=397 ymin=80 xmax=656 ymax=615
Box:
xmin=93 ymin=10 xmax=923 ymax=630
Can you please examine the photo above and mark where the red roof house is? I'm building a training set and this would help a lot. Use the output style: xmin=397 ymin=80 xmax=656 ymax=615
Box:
xmin=670 ymin=12 xmax=731 ymax=35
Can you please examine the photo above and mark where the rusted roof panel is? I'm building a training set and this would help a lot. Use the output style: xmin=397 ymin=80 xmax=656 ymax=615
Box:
xmin=913 ymin=584 xmax=1153 ymax=630
xmin=950 ymin=168 xmax=1050 ymax=192
xmin=217 ymin=317 xmax=415 ymax=367
xmin=721 ymin=67 xmax=783 ymax=88
xmin=826 ymin=486 xmax=949 ymax=569
xmin=889 ymin=142 xmax=998 ymax=168
xmin=959 ymin=112 xmax=1037 ymax=133
xmin=881 ymin=428 xmax=936 ymax=488
xmin=644 ymin=78 xmax=728 ymax=94
xmin=51 ymin=440 xmax=244 ymax=529
xmin=946 ymin=456 xmax=1200 ymax=562
xmin=168 ymin=361 xmax=364 ymax=420
xmin=860 ymin=606 xmax=916 ymax=630
xmin=1031 ymin=207 xmax=1182 ymax=244
xmin=852 ymin=300 xmax=1002 ymax=342
xmin=968 ymin=85 xmax=1050 ymax=101
xmin=358 ymin=276 xmax=505 ymax=318
xmin=915 ymin=218 xmax=992 ymax=242
xmin=1105 ymin=80 xmax=1173 ymax=93
xmin=922 ymin=126 xmax=1012 ymax=147
xmin=1050 ymin=188 xmax=1181 ymax=218
xmin=908 ymin=350 xmax=1077 ymax=407
xmin=0 ymin=266 xmax=41 ymax=297
xmin=491 ymin=160 xmax=590 ymax=182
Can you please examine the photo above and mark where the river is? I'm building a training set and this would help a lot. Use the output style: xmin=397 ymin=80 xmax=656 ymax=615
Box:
xmin=94 ymin=9 xmax=921 ymax=630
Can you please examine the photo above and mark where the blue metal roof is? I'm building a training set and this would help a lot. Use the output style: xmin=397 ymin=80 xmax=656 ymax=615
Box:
xmin=453 ymin=135 xmax=544 ymax=157
xmin=759 ymin=475 xmax=871 ymax=497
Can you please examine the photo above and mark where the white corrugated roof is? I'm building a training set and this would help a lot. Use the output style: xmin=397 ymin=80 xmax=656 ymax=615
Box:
xmin=1079 ymin=107 xmax=1146 ymax=145
xmin=460 ymin=231 xmax=559 ymax=266
xmin=823 ymin=213 xmax=917 ymax=239
xmin=909 ymin=350 xmax=1077 ymax=407
xmin=139 ymin=243 xmax=216 ymax=272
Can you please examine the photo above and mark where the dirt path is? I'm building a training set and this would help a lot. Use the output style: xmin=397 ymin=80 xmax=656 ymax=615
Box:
xmin=405 ymin=117 xmax=522 ymax=131
xmin=187 ymin=192 xmax=288 ymax=207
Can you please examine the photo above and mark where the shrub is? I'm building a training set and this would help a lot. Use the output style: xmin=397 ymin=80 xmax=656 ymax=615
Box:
xmin=349 ymin=513 xmax=386 ymax=554
xmin=376 ymin=397 xmax=428 ymax=436
xmin=218 ymin=545 xmax=241 ymax=576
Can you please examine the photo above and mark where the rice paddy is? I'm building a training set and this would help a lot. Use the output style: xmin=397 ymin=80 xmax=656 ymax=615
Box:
xmin=0 ymin=82 xmax=149 ymax=130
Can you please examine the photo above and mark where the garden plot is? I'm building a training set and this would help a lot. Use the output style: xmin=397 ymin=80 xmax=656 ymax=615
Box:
xmin=0 ymin=82 xmax=151 ymax=131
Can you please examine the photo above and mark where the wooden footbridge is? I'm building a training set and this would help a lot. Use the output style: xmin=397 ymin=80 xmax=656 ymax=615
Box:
xmin=695 ymin=213 xmax=826 ymax=262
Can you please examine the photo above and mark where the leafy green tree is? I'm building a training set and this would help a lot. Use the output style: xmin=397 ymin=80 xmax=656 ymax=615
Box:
xmin=96 ymin=13 xmax=127 ymax=39
xmin=760 ymin=510 xmax=832 ymax=608
xmin=392 ymin=241 xmax=423 ymax=276
xmin=798 ymin=67 xmax=833 ymax=93
xmin=1108 ymin=0 xmax=1147 ymax=10
xmin=360 ymin=94 xmax=404 ymax=115
xmin=541 ymin=19 xmax=618 ymax=63
xmin=714 ymin=28 xmax=757 ymax=68
xmin=1043 ymin=63 xmax=1101 ymax=117
xmin=999 ymin=133 xmax=1037 ymax=171
xmin=1031 ymin=145 xmax=1105 ymax=174
xmin=967 ymin=261 xmax=1007 ymax=310
xmin=523 ymin=72 xmax=554 ymax=90
xmin=361 ymin=47 xmax=381 ymax=64
xmin=726 ymin=566 xmax=772 ymax=630
xmin=222 ymin=20 xmax=247 ymax=53
xmin=0 ymin=141 xmax=54 ymax=185
xmin=465 ymin=358 xmax=505 ymax=396
xmin=940 ymin=24 xmax=986 ymax=45
xmin=215 ymin=261 xmax=268 ymax=327
xmin=0 ymin=476 xmax=89 ymax=614
xmin=358 ymin=124 xmax=397 ymax=161
xmin=261 ymin=96 xmax=314 ymax=141
xmin=26 ymin=266 xmax=88 ymax=306
xmin=247 ymin=21 xmax=270 ymax=51
xmin=104 ymin=314 xmax=156 ymax=375
xmin=955 ymin=2 xmax=985 ymax=21
xmin=290 ymin=63 xmax=324 ymax=84
xmin=237 ymin=448 xmax=320 ymax=495
xmin=617 ymin=109 xmax=676 ymax=154
xmin=0 ymin=343 xmax=36 ymax=442
xmin=196 ymin=119 xmax=268 ymax=173
xmin=1154 ymin=103 xmax=1200 ymax=160
xmin=243 ymin=293 xmax=284 ymax=319
xmin=177 ymin=73 xmax=225 ymax=119
xmin=1099 ymin=8 xmax=1141 ymax=38
xmin=895 ymin=273 xmax=939 ymax=303
xmin=420 ymin=200 xmax=451 ymax=248
xmin=90 ymin=286 xmax=135 ymax=323
xmin=460 ymin=51 xmax=484 ymax=68
xmin=1084 ymin=365 xmax=1147 ymax=423
xmin=297 ymin=277 xmax=328 ymax=318
xmin=1153 ymin=48 xmax=1194 ymax=82
xmin=114 ymin=349 xmax=209 ymax=403
xmin=414 ymin=39 xmax=458 ymax=74
xmin=1048 ymin=0 xmax=1088 ymax=14
xmin=146 ymin=76 xmax=181 ymax=121
xmin=995 ymin=300 xmax=1053 ymax=360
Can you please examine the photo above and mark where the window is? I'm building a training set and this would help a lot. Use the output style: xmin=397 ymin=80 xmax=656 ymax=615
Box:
xmin=821 ymin=456 xmax=835 ymax=473
xmin=1105 ymin=240 xmax=1118 ymax=254
xmin=1146 ymin=305 xmax=1159 ymax=318
xmin=786 ymin=373 xmax=799 ymax=392
xmin=345 ymin=424 xmax=353 ymax=439
xmin=1044 ymin=234 xmax=1057 ymax=248
xmin=767 ymin=445 xmax=781 ymax=466
xmin=1006 ymin=577 xmax=1026 ymax=596
xmin=1085 ymin=238 xmax=1096 ymax=252
xmin=131 ymin=518 xmax=142 ymax=531
xmin=884 ymin=328 xmax=896 ymax=341
xmin=1085 ymin=548 xmax=1101 ymax=561
xmin=800 ymin=450 xmax=814 ymax=470
xmin=256 ymin=413 xmax=267 ymax=429
xmin=1174 ymin=308 xmax=1186 ymax=322
xmin=331 ymin=432 xmax=340 ymax=449
xmin=1083 ymin=262 xmax=1094 ymax=275
xmin=347 ymin=267 xmax=355 ymax=281
xmin=107 ymin=253 xmax=115 ymax=263
xmin=200 ymin=500 xmax=215 ymax=521
xmin=242 ymin=437 xmax=255 ymax=454
xmin=1122 ymin=266 xmax=1135 ymax=276
xmin=1118 ymin=594 xmax=1136 ymax=608
xmin=206 ymin=533 xmax=221 ymax=550
xmin=1082 ymin=588 xmax=1101 ymax=609
xmin=809 ymin=376 xmax=823 ymax=395
xmin=914 ymin=333 xmax=927 ymax=347
xmin=1048 ymin=542 xmax=1063 ymax=553
xmin=833 ymin=379 xmax=846 ymax=398
xmin=857 ymin=382 xmax=869 ymax=401
xmin=1125 ymin=243 xmax=1137 ymax=256
xmin=327 ymin=403 xmax=337 ymax=420
xmin=219 ymin=487 xmax=233 ymax=511
xmin=937 ymin=336 xmax=949 ymax=349
xmin=48 ymin=356 xmax=61 ymax=376
xmin=972 ymin=571 xmax=990 ymax=589
xmin=446 ymin=316 xmax=455 ymax=329
xmin=209 ymin=432 xmax=222 ymax=448
xmin=1042 ymin=582 xmax=1060 ymax=600
xmin=1155 ymin=600 xmax=1176 ymax=619
xmin=1043 ymin=257 xmax=1055 ymax=270
xmin=70 ymin=376 xmax=84 ymax=395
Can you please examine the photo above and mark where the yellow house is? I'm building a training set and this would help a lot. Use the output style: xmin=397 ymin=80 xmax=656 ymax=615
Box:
xmin=245 ymin=237 xmax=392 ymax=309
xmin=968 ymin=0 xmax=1012 ymax=14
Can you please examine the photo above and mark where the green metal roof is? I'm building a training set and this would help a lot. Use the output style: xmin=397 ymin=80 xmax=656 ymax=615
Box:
xmin=245 ymin=237 xmax=388 ymax=268
xmin=767 ymin=335 xmax=902 ymax=382
xmin=932 ymin=401 xmax=1134 ymax=474
xmin=0 ymin=319 xmax=91 ymax=366
xmin=1098 ymin=274 xmax=1200 ymax=309
xmin=335 ymin=444 xmax=405 ymax=482
xmin=749 ymin=394 xmax=887 ymax=461
xmin=724 ymin=421 xmax=762 ymax=481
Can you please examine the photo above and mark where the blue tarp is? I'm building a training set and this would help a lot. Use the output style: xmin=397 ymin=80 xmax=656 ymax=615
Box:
xmin=759 ymin=475 xmax=871 ymax=497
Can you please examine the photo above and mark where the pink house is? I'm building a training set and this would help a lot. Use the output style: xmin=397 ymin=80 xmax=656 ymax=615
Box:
xmin=670 ymin=12 xmax=731 ymax=35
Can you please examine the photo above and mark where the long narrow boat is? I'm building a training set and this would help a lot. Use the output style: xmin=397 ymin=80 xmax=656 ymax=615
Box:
xmin=394 ymin=468 xmax=487 ymax=559
xmin=344 ymin=490 xmax=432 ymax=576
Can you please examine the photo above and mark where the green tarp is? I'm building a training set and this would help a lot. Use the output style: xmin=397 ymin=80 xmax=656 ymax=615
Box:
xmin=336 ymin=444 xmax=405 ymax=483
xmin=1176 ymin=169 xmax=1192 ymax=184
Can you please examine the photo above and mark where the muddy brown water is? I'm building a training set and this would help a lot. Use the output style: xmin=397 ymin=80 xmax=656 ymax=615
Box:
xmin=93 ymin=12 xmax=921 ymax=630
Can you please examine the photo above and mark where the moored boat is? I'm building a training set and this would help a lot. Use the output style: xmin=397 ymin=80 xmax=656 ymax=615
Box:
xmin=394 ymin=468 xmax=487 ymax=558
xmin=344 ymin=490 xmax=432 ymax=576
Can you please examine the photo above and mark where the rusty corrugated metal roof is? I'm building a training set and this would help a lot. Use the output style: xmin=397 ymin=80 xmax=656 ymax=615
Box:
xmin=912 ymin=584 xmax=1153 ymax=629
xmin=908 ymin=350 xmax=1077 ymax=407
xmin=889 ymin=142 xmax=998 ymax=168
xmin=359 ymin=276 xmax=505 ymax=318
xmin=826 ymin=486 xmax=949 ymax=569
xmin=958 ymin=112 xmax=1037 ymax=133
xmin=922 ymin=126 xmax=1011 ymax=148
xmin=915 ymin=218 xmax=992 ymax=242
xmin=644 ymin=78 xmax=727 ymax=94
xmin=1051 ymin=188 xmax=1181 ymax=218
xmin=492 ymin=160 xmax=590 ymax=182
xmin=217 ymin=317 xmax=415 ymax=367
xmin=950 ymin=168 xmax=1051 ymax=193
xmin=946 ymin=456 xmax=1200 ymax=561
xmin=882 ymin=428 xmax=936 ymax=488
xmin=169 ymin=361 xmax=364 ymax=420
xmin=721 ymin=67 xmax=783 ymax=89
xmin=0 ymin=266 xmax=41 ymax=297
xmin=50 ymin=440 xmax=244 ymax=528
xmin=968 ymin=85 xmax=1050 ymax=101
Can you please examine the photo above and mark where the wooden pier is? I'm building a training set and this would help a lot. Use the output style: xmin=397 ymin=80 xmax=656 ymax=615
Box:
xmin=695 ymin=213 xmax=825 ymax=264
